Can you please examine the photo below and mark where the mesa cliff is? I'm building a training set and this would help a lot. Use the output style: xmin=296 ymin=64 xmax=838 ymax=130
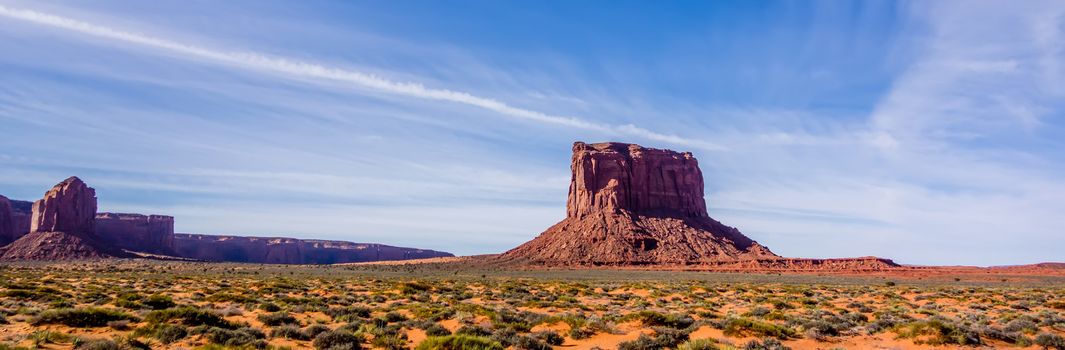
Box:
xmin=0 ymin=196 xmax=16 ymax=246
xmin=0 ymin=177 xmax=452 ymax=263
xmin=501 ymin=141 xmax=777 ymax=265
xmin=95 ymin=213 xmax=176 ymax=255
xmin=173 ymin=234 xmax=452 ymax=264
xmin=0 ymin=177 xmax=128 ymax=260
xmin=499 ymin=141 xmax=899 ymax=271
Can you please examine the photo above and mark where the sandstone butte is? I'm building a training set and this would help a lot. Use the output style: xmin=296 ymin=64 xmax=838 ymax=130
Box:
xmin=0 ymin=177 xmax=128 ymax=260
xmin=0 ymin=177 xmax=453 ymax=263
xmin=498 ymin=141 xmax=901 ymax=271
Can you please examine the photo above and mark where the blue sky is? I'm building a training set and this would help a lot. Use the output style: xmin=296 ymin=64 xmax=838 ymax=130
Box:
xmin=1 ymin=1 xmax=1063 ymax=265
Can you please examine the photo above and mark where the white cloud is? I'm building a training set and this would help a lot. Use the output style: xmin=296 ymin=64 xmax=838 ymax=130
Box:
xmin=0 ymin=5 xmax=721 ymax=151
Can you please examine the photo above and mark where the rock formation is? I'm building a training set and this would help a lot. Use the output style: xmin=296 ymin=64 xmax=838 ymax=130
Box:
xmin=501 ymin=142 xmax=778 ymax=265
xmin=0 ymin=196 xmax=15 ymax=246
xmin=1 ymin=177 xmax=126 ymax=260
xmin=0 ymin=176 xmax=454 ymax=263
xmin=95 ymin=213 xmax=175 ymax=255
xmin=30 ymin=177 xmax=97 ymax=237
xmin=172 ymin=233 xmax=454 ymax=264
xmin=9 ymin=199 xmax=33 ymax=239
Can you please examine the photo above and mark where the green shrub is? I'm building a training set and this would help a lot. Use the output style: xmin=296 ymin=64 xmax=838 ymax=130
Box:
xmin=114 ymin=293 xmax=143 ymax=309
xmin=399 ymin=282 xmax=433 ymax=295
xmin=531 ymin=331 xmax=564 ymax=346
xmin=258 ymin=312 xmax=298 ymax=326
xmin=372 ymin=333 xmax=409 ymax=350
xmin=722 ymin=318 xmax=796 ymax=340
xmin=1035 ymin=333 xmax=1065 ymax=350
xmin=135 ymin=324 xmax=187 ymax=344
xmin=260 ymin=303 xmax=282 ymax=312
xmin=145 ymin=307 xmax=235 ymax=328
xmin=74 ymin=339 xmax=121 ymax=350
xmin=325 ymin=306 xmax=371 ymax=321
xmin=33 ymin=308 xmax=138 ymax=328
xmin=742 ymin=338 xmax=791 ymax=350
xmin=1 ymin=287 xmax=68 ymax=302
xmin=650 ymin=327 xmax=691 ymax=348
xmin=618 ymin=334 xmax=658 ymax=350
xmin=513 ymin=336 xmax=550 ymax=350
xmin=895 ymin=318 xmax=981 ymax=345
xmin=455 ymin=325 xmax=493 ymax=337
xmin=153 ymin=324 xmax=189 ymax=344
xmin=29 ymin=331 xmax=72 ymax=347
xmin=270 ymin=325 xmax=308 ymax=340
xmin=142 ymin=294 xmax=176 ymax=310
xmin=677 ymin=338 xmax=723 ymax=350
xmin=206 ymin=327 xmax=266 ymax=347
xmin=628 ymin=311 xmax=695 ymax=329
xmin=303 ymin=324 xmax=332 ymax=339
xmin=313 ymin=331 xmax=364 ymax=350
xmin=414 ymin=335 xmax=504 ymax=350
xmin=424 ymin=324 xmax=451 ymax=337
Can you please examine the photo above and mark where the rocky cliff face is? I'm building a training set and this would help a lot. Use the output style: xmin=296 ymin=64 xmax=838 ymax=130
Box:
xmin=568 ymin=142 xmax=708 ymax=218
xmin=1 ymin=177 xmax=125 ymax=260
xmin=501 ymin=141 xmax=778 ymax=265
xmin=10 ymin=199 xmax=32 ymax=239
xmin=0 ymin=176 xmax=454 ymax=263
xmin=95 ymin=213 xmax=175 ymax=255
xmin=0 ymin=196 xmax=15 ymax=246
xmin=30 ymin=177 xmax=97 ymax=237
xmin=173 ymin=233 xmax=454 ymax=264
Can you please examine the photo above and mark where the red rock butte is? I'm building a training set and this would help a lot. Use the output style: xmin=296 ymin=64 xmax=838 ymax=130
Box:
xmin=0 ymin=176 xmax=130 ymax=260
xmin=501 ymin=141 xmax=778 ymax=266
xmin=0 ymin=176 xmax=453 ymax=263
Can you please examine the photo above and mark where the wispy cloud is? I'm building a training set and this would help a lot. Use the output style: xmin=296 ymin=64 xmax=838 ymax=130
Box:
xmin=0 ymin=5 xmax=722 ymax=151
xmin=2 ymin=1 xmax=1064 ymax=264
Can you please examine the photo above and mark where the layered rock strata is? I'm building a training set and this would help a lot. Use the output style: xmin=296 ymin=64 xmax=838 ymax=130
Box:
xmin=1 ymin=177 xmax=126 ymax=260
xmin=501 ymin=142 xmax=778 ymax=265
xmin=173 ymin=233 xmax=453 ymax=264
xmin=95 ymin=213 xmax=176 ymax=255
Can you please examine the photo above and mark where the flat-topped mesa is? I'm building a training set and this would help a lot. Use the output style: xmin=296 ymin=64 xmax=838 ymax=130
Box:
xmin=30 ymin=177 xmax=97 ymax=236
xmin=569 ymin=142 xmax=707 ymax=218
xmin=95 ymin=213 xmax=175 ymax=255
xmin=172 ymin=233 xmax=455 ymax=264
xmin=501 ymin=141 xmax=778 ymax=266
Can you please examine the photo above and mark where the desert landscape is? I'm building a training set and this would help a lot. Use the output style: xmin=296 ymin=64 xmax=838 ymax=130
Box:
xmin=0 ymin=141 xmax=1062 ymax=350
xmin=3 ymin=1 xmax=1064 ymax=350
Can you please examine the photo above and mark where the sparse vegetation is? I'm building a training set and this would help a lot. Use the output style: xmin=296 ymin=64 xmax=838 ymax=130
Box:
xmin=415 ymin=335 xmax=504 ymax=350
xmin=32 ymin=308 xmax=137 ymax=327
xmin=0 ymin=261 xmax=1060 ymax=350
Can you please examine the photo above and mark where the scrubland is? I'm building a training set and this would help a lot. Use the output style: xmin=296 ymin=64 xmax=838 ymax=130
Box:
xmin=0 ymin=262 xmax=1063 ymax=350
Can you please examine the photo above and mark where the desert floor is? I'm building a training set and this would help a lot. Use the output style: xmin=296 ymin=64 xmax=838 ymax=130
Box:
xmin=1 ymin=261 xmax=1063 ymax=350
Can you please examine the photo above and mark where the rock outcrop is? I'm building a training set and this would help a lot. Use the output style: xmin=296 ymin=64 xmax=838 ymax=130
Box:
xmin=173 ymin=233 xmax=454 ymax=264
xmin=95 ymin=213 xmax=175 ymax=255
xmin=1 ymin=177 xmax=126 ymax=260
xmin=501 ymin=142 xmax=778 ymax=265
xmin=10 ymin=199 xmax=33 ymax=239
xmin=30 ymin=177 xmax=97 ymax=237
xmin=0 ymin=196 xmax=15 ymax=246
xmin=0 ymin=177 xmax=454 ymax=263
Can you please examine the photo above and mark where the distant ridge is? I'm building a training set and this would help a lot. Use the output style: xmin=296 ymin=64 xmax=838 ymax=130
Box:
xmin=0 ymin=176 xmax=453 ymax=264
